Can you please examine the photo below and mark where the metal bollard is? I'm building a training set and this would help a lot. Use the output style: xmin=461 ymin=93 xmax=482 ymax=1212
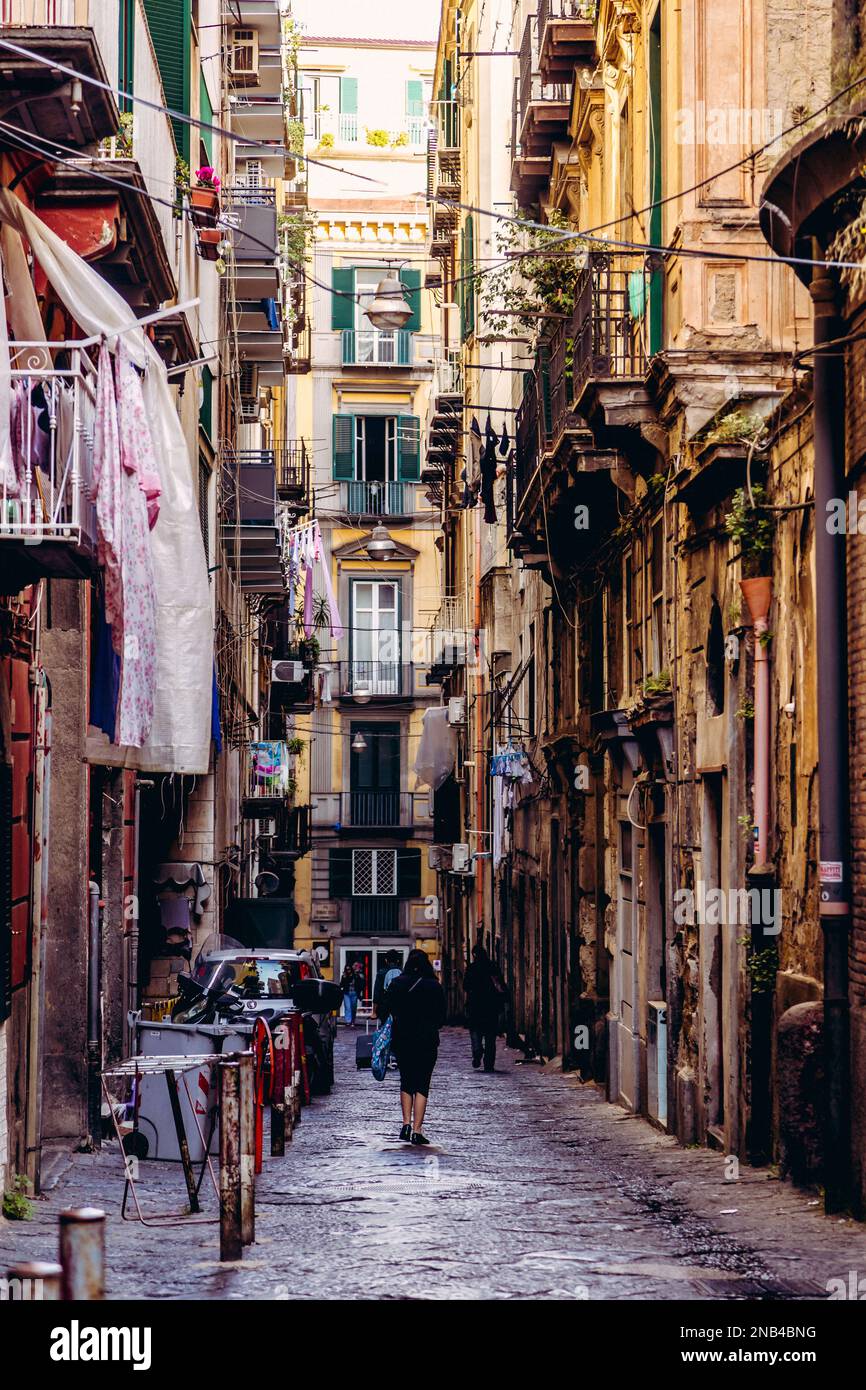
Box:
xmin=218 ymin=1061 xmax=243 ymax=1261
xmin=6 ymin=1261 xmax=62 ymax=1301
xmin=238 ymin=1052 xmax=255 ymax=1246
xmin=59 ymin=1208 xmax=106 ymax=1300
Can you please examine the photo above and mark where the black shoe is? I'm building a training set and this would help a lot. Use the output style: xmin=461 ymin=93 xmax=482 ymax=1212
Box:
xmin=472 ymin=1056 xmax=481 ymax=1069
xmin=399 ymin=1123 xmax=412 ymax=1143
xmin=483 ymin=1065 xmax=495 ymax=1073
xmin=411 ymin=1131 xmax=430 ymax=1146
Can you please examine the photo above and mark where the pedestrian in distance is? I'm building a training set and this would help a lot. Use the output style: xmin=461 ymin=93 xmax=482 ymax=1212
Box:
xmin=340 ymin=963 xmax=359 ymax=1027
xmin=463 ymin=944 xmax=507 ymax=1072
xmin=386 ymin=949 xmax=446 ymax=1145
xmin=373 ymin=949 xmax=403 ymax=1022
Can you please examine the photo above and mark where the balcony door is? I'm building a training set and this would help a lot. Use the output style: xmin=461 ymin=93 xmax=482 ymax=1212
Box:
xmin=351 ymin=579 xmax=400 ymax=695
xmin=355 ymin=268 xmax=399 ymax=363
xmin=348 ymin=417 xmax=400 ymax=516
xmin=349 ymin=721 xmax=400 ymax=826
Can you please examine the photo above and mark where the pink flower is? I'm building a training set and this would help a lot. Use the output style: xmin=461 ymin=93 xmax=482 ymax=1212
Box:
xmin=195 ymin=166 xmax=218 ymax=189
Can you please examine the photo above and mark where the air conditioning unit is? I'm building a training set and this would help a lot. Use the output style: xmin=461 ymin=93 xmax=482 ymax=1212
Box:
xmin=230 ymin=28 xmax=259 ymax=79
xmin=447 ymin=696 xmax=466 ymax=725
xmin=272 ymin=660 xmax=305 ymax=684
xmin=451 ymin=842 xmax=471 ymax=873
xmin=442 ymin=303 xmax=461 ymax=354
xmin=428 ymin=845 xmax=446 ymax=871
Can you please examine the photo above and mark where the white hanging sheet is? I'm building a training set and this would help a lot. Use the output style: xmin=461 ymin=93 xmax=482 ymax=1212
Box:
xmin=0 ymin=191 xmax=213 ymax=774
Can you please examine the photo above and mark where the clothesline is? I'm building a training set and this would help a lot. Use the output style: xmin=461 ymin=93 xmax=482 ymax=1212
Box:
xmin=9 ymin=297 xmax=201 ymax=353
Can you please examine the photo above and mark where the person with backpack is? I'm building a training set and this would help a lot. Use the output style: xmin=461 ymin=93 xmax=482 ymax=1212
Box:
xmin=386 ymin=949 xmax=446 ymax=1145
xmin=373 ymin=950 xmax=402 ymax=1021
xmin=463 ymin=944 xmax=507 ymax=1072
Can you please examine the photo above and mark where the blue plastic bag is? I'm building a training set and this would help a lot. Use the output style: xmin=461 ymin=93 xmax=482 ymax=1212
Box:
xmin=371 ymin=1015 xmax=393 ymax=1081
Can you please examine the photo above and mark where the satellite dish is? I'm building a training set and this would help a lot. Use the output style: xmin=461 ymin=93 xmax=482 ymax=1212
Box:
xmin=255 ymin=871 xmax=280 ymax=897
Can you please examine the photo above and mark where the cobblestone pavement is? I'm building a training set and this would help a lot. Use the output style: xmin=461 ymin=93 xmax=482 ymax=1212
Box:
xmin=2 ymin=1026 xmax=866 ymax=1300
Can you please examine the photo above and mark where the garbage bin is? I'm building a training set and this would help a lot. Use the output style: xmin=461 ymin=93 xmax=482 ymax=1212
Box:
xmin=133 ymin=1019 xmax=251 ymax=1162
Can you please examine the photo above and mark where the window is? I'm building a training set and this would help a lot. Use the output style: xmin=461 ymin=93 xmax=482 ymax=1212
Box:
xmin=333 ymin=413 xmax=420 ymax=483
xmin=119 ymin=0 xmax=135 ymax=111
xmin=230 ymin=28 xmax=258 ymax=79
xmin=351 ymin=581 xmax=400 ymax=692
xmin=352 ymin=849 xmax=397 ymax=896
xmin=143 ymin=0 xmax=191 ymax=160
xmin=406 ymin=78 xmax=426 ymax=146
xmin=649 ymin=517 xmax=664 ymax=676
xmin=706 ymin=597 xmax=725 ymax=716
xmin=460 ymin=216 xmax=476 ymax=338
xmin=349 ymin=720 xmax=401 ymax=824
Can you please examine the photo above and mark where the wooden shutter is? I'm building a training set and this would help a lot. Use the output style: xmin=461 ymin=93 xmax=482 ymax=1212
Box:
xmin=397 ymin=416 xmax=420 ymax=480
xmin=331 ymin=266 xmax=355 ymax=331
xmin=333 ymin=414 xmax=356 ymax=479
xmin=143 ymin=0 xmax=192 ymax=160
xmin=339 ymin=76 xmax=358 ymax=114
xmin=199 ymin=70 xmax=214 ymax=163
xmin=397 ymin=847 xmax=421 ymax=898
xmin=406 ymin=79 xmax=424 ymax=116
xmin=399 ymin=267 xmax=422 ymax=333
xmin=329 ymin=848 xmax=353 ymax=898
xmin=462 ymin=215 xmax=476 ymax=338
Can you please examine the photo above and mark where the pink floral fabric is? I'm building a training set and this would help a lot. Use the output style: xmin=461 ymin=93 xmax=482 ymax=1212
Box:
xmin=91 ymin=343 xmax=123 ymax=641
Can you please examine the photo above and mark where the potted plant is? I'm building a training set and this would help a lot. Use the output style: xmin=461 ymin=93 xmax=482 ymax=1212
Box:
xmin=190 ymin=166 xmax=221 ymax=227
xmin=726 ymin=484 xmax=774 ymax=617
xmin=198 ymin=228 xmax=221 ymax=260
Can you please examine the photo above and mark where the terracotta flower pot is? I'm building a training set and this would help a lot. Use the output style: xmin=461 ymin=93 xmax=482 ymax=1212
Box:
xmin=197 ymin=227 xmax=221 ymax=261
xmin=740 ymin=576 xmax=773 ymax=625
xmin=190 ymin=186 xmax=219 ymax=227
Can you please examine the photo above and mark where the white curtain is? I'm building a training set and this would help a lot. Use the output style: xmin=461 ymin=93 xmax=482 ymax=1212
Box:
xmin=0 ymin=191 xmax=213 ymax=774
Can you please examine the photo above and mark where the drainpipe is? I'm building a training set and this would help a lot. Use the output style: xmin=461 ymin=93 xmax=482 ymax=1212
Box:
xmin=810 ymin=269 xmax=851 ymax=1214
xmin=87 ymin=880 xmax=103 ymax=1151
xmin=740 ymin=577 xmax=773 ymax=864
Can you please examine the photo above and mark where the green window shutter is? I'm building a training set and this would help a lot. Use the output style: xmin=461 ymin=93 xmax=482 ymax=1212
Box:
xmin=406 ymin=79 xmax=424 ymax=117
xmin=458 ymin=223 xmax=466 ymax=338
xmin=199 ymin=70 xmax=213 ymax=164
xmin=397 ymin=416 xmax=420 ymax=480
xmin=331 ymin=266 xmax=356 ymax=332
xmin=329 ymin=848 xmax=353 ymax=898
xmin=339 ymin=76 xmax=358 ymax=114
xmin=118 ymin=0 xmax=135 ymax=110
xmin=397 ymin=847 xmax=421 ymax=898
xmin=199 ymin=364 xmax=213 ymax=440
xmin=399 ymin=267 xmax=422 ymax=333
xmin=464 ymin=215 xmax=475 ymax=338
xmin=143 ymin=0 xmax=191 ymax=161
xmin=333 ymin=414 xmax=356 ymax=480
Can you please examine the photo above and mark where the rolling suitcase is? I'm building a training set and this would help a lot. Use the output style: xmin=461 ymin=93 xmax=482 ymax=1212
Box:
xmin=355 ymin=1030 xmax=374 ymax=1069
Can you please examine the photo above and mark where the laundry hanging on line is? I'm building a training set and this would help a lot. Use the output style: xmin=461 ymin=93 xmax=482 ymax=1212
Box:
xmin=283 ymin=517 xmax=344 ymax=639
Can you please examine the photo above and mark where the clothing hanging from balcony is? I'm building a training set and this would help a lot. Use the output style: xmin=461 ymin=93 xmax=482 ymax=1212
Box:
xmin=284 ymin=518 xmax=344 ymax=639
xmin=0 ymin=190 xmax=214 ymax=773
xmin=413 ymin=706 xmax=457 ymax=790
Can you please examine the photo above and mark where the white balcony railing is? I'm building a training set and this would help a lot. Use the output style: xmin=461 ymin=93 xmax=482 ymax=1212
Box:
xmin=432 ymin=352 xmax=463 ymax=398
xmin=338 ymin=113 xmax=359 ymax=143
xmin=0 ymin=348 xmax=98 ymax=555
xmin=429 ymin=594 xmax=471 ymax=667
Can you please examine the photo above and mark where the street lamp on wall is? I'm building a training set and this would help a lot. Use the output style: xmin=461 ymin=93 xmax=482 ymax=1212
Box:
xmin=366 ymin=522 xmax=397 ymax=561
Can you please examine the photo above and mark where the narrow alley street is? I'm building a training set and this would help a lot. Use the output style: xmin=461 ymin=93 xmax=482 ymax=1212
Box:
xmin=3 ymin=1028 xmax=865 ymax=1302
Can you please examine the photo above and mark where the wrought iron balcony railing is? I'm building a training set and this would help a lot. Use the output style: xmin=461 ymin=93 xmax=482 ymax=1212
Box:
xmin=242 ymin=739 xmax=299 ymax=817
xmin=351 ymin=897 xmax=400 ymax=934
xmin=516 ymin=15 xmax=570 ymax=152
xmin=341 ymin=480 xmax=408 ymax=516
xmin=312 ymin=791 xmax=430 ymax=830
xmin=0 ymin=346 xmax=99 ymax=587
xmin=429 ymin=595 xmax=471 ymax=668
xmin=337 ymin=660 xmax=414 ymax=698
xmin=573 ymin=251 xmax=649 ymax=401
xmin=341 ymin=329 xmax=412 ymax=367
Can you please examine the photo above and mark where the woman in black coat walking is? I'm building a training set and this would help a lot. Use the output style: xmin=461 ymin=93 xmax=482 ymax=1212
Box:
xmin=385 ymin=949 xmax=446 ymax=1145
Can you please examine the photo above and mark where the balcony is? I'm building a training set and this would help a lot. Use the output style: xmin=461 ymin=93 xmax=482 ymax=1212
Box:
xmin=227 ymin=0 xmax=282 ymax=47
xmin=313 ymin=791 xmax=432 ymax=834
xmin=0 ymin=347 xmax=99 ymax=593
xmin=428 ymin=99 xmax=461 ymax=243
xmin=517 ymin=16 xmax=570 ymax=157
xmin=275 ymin=441 xmax=310 ymax=512
xmin=242 ymin=739 xmax=298 ymax=819
xmin=537 ymin=0 xmax=599 ymax=84
xmin=221 ymin=450 xmax=284 ymax=593
xmin=428 ymin=596 xmax=471 ymax=681
xmin=0 ymin=4 xmax=119 ymax=150
xmin=228 ymin=91 xmax=287 ymax=143
xmin=226 ymin=187 xmax=279 ymax=296
xmin=340 ymin=481 xmax=409 ymax=517
xmin=424 ymin=354 xmax=464 ymax=478
xmin=572 ymin=251 xmax=653 ymax=426
xmin=335 ymin=660 xmax=415 ymax=700
xmin=341 ymin=329 xmax=412 ymax=367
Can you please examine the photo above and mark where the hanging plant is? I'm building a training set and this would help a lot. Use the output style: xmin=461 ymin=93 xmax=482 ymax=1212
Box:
xmin=738 ymin=938 xmax=779 ymax=994
xmin=725 ymin=485 xmax=774 ymax=578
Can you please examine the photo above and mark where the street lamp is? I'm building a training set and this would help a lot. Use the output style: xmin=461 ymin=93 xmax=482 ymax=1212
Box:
xmin=351 ymin=731 xmax=368 ymax=752
xmin=365 ymin=273 xmax=412 ymax=330
xmin=366 ymin=522 xmax=397 ymax=561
